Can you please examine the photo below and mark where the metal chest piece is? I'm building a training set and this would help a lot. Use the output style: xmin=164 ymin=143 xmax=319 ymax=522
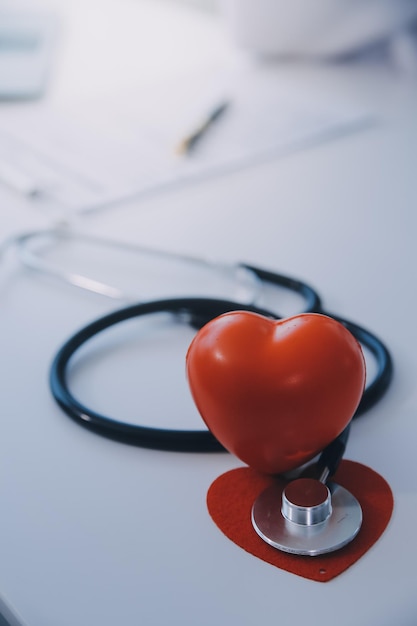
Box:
xmin=251 ymin=477 xmax=362 ymax=556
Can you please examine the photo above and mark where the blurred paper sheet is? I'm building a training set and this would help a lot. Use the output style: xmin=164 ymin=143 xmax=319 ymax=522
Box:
xmin=0 ymin=68 xmax=372 ymax=214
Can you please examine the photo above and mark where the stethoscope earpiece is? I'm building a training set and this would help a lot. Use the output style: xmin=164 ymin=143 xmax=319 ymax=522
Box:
xmin=251 ymin=476 xmax=362 ymax=556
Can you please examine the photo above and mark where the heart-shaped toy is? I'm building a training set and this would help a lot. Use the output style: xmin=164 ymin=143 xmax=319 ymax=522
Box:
xmin=186 ymin=312 xmax=366 ymax=474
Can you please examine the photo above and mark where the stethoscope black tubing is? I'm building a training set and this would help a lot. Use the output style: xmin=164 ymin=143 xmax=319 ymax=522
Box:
xmin=185 ymin=264 xmax=322 ymax=330
xmin=327 ymin=314 xmax=393 ymax=417
xmin=50 ymin=281 xmax=393 ymax=453
xmin=50 ymin=298 xmax=274 ymax=452
xmin=241 ymin=263 xmax=323 ymax=313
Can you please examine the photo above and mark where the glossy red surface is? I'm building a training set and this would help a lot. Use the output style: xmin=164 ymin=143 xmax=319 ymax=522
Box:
xmin=186 ymin=312 xmax=366 ymax=474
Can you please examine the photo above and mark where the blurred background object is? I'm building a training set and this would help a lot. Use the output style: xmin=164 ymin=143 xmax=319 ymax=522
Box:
xmin=218 ymin=0 xmax=417 ymax=65
xmin=0 ymin=2 xmax=58 ymax=100
xmin=173 ymin=0 xmax=217 ymax=11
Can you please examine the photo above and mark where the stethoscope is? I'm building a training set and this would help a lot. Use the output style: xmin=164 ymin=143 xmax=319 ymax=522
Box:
xmin=5 ymin=227 xmax=394 ymax=556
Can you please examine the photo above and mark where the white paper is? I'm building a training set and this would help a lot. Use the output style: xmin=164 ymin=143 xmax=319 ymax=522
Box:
xmin=0 ymin=68 xmax=373 ymax=214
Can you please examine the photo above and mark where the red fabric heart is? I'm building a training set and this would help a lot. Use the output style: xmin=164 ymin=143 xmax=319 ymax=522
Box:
xmin=207 ymin=460 xmax=393 ymax=582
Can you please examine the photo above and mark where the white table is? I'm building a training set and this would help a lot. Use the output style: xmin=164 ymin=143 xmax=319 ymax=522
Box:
xmin=1 ymin=1 xmax=417 ymax=624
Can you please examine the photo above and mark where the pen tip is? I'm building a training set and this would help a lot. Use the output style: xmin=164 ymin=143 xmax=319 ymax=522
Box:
xmin=175 ymin=140 xmax=189 ymax=156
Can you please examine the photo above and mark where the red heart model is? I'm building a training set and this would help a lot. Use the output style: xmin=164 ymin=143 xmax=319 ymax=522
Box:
xmin=186 ymin=312 xmax=366 ymax=474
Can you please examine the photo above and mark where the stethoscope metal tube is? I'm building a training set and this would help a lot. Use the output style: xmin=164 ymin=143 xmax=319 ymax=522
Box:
xmin=9 ymin=228 xmax=263 ymax=304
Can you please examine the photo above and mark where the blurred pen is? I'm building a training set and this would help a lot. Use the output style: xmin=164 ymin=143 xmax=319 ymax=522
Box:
xmin=176 ymin=100 xmax=230 ymax=155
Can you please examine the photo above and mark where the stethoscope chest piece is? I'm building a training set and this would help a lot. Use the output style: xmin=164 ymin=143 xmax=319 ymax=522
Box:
xmin=251 ymin=477 xmax=362 ymax=556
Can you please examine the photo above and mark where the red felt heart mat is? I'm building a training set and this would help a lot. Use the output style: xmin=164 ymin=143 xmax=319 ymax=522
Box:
xmin=207 ymin=460 xmax=393 ymax=582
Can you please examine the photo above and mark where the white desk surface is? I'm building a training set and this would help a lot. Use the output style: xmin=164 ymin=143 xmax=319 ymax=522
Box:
xmin=1 ymin=1 xmax=417 ymax=625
